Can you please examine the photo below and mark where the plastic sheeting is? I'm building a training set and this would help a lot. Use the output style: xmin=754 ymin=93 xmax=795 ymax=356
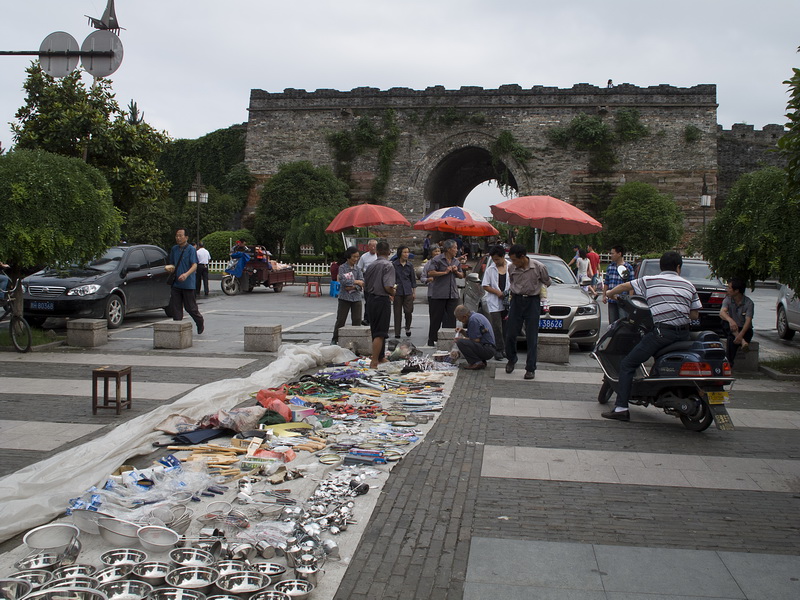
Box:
xmin=0 ymin=343 xmax=355 ymax=543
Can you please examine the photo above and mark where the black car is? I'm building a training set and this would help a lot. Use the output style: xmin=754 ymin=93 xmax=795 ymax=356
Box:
xmin=635 ymin=258 xmax=726 ymax=332
xmin=23 ymin=245 xmax=172 ymax=329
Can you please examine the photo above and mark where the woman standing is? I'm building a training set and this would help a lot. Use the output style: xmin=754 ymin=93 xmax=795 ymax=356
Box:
xmin=332 ymin=247 xmax=364 ymax=344
xmin=481 ymin=245 xmax=511 ymax=361
xmin=392 ymin=245 xmax=416 ymax=338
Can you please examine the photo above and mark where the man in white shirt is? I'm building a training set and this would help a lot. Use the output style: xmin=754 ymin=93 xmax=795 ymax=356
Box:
xmin=195 ymin=242 xmax=211 ymax=296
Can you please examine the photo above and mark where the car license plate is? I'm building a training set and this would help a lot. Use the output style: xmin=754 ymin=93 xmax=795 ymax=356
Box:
xmin=30 ymin=301 xmax=54 ymax=311
xmin=539 ymin=318 xmax=563 ymax=330
xmin=706 ymin=391 xmax=729 ymax=405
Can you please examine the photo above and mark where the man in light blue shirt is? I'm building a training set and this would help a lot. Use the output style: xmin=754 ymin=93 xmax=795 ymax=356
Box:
xmin=168 ymin=228 xmax=204 ymax=334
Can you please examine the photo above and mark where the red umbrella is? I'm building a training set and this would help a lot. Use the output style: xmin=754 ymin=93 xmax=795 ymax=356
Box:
xmin=413 ymin=206 xmax=498 ymax=237
xmin=490 ymin=196 xmax=602 ymax=235
xmin=325 ymin=203 xmax=410 ymax=233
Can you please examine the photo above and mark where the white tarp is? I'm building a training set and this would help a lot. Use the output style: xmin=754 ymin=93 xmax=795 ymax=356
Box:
xmin=0 ymin=343 xmax=354 ymax=542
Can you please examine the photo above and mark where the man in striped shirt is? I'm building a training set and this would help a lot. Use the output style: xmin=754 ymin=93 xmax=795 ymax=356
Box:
xmin=602 ymin=251 xmax=701 ymax=421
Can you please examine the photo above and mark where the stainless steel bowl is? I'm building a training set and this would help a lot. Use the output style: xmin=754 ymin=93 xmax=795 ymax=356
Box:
xmin=71 ymin=510 xmax=113 ymax=535
xmin=137 ymin=526 xmax=179 ymax=554
xmin=97 ymin=579 xmax=153 ymax=600
xmin=24 ymin=524 xmax=81 ymax=553
xmin=14 ymin=553 xmax=60 ymax=571
xmin=212 ymin=562 xmax=250 ymax=577
xmin=99 ymin=549 xmax=147 ymax=568
xmin=8 ymin=570 xmax=53 ymax=590
xmin=52 ymin=565 xmax=97 ymax=580
xmin=45 ymin=576 xmax=99 ymax=590
xmin=168 ymin=548 xmax=214 ymax=568
xmin=97 ymin=519 xmax=141 ymax=548
xmin=165 ymin=567 xmax=219 ymax=593
xmin=23 ymin=587 xmax=109 ymax=600
xmin=213 ymin=572 xmax=270 ymax=597
xmin=129 ymin=562 xmax=170 ymax=587
xmin=249 ymin=592 xmax=290 ymax=600
xmin=273 ymin=580 xmax=314 ymax=600
xmin=0 ymin=578 xmax=33 ymax=600
xmin=148 ymin=588 xmax=205 ymax=600
xmin=93 ymin=565 xmax=132 ymax=586
xmin=206 ymin=596 xmax=242 ymax=600
xmin=249 ymin=564 xmax=285 ymax=579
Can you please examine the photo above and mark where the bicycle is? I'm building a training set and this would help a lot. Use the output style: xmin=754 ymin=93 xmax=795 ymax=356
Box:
xmin=0 ymin=273 xmax=32 ymax=353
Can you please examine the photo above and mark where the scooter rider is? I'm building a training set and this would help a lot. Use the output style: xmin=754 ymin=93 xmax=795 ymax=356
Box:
xmin=602 ymin=251 xmax=701 ymax=421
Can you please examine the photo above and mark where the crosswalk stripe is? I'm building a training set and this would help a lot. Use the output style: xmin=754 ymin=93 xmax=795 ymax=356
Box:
xmin=0 ymin=377 xmax=194 ymax=400
xmin=481 ymin=444 xmax=800 ymax=492
xmin=490 ymin=397 xmax=800 ymax=429
xmin=0 ymin=353 xmax=255 ymax=369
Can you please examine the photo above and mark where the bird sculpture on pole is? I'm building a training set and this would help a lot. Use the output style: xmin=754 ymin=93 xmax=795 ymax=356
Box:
xmin=86 ymin=0 xmax=123 ymax=34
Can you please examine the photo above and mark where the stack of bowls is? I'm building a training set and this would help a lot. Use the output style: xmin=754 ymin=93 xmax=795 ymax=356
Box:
xmin=130 ymin=562 xmax=171 ymax=587
xmin=99 ymin=549 xmax=147 ymax=568
xmin=0 ymin=579 xmax=33 ymax=600
xmin=165 ymin=566 xmax=219 ymax=594
xmin=8 ymin=569 xmax=53 ymax=591
xmin=97 ymin=579 xmax=153 ymax=600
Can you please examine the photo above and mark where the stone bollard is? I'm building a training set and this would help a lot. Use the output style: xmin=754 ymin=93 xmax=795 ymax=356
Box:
xmin=153 ymin=320 xmax=193 ymax=349
xmin=537 ymin=333 xmax=570 ymax=364
xmin=244 ymin=324 xmax=282 ymax=352
xmin=67 ymin=318 xmax=108 ymax=347
xmin=734 ymin=340 xmax=759 ymax=373
xmin=436 ymin=330 xmax=456 ymax=351
xmin=337 ymin=325 xmax=372 ymax=355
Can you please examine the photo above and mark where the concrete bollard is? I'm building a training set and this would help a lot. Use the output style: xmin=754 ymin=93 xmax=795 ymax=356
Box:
xmin=67 ymin=318 xmax=108 ymax=347
xmin=436 ymin=330 xmax=456 ymax=351
xmin=337 ymin=325 xmax=372 ymax=355
xmin=537 ymin=333 xmax=570 ymax=364
xmin=734 ymin=340 xmax=759 ymax=373
xmin=153 ymin=320 xmax=193 ymax=349
xmin=244 ymin=324 xmax=282 ymax=352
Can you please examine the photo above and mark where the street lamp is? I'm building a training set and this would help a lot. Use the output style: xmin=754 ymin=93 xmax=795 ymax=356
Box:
xmin=187 ymin=172 xmax=208 ymax=243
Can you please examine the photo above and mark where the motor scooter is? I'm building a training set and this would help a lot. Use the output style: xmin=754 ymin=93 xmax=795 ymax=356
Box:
xmin=592 ymin=294 xmax=734 ymax=431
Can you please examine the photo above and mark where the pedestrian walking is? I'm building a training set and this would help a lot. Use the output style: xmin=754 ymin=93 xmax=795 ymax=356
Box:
xmin=481 ymin=245 xmax=510 ymax=361
xmin=422 ymin=234 xmax=432 ymax=260
xmin=363 ymin=241 xmax=396 ymax=369
xmin=195 ymin=242 xmax=211 ymax=296
xmin=426 ymin=239 xmax=464 ymax=347
xmin=168 ymin=228 xmax=204 ymax=334
xmin=331 ymin=247 xmax=364 ymax=345
xmin=392 ymin=245 xmax=416 ymax=338
xmin=504 ymin=244 xmax=551 ymax=380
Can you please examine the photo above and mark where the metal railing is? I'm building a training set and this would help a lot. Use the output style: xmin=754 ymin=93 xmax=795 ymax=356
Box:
xmin=208 ymin=260 xmax=330 ymax=277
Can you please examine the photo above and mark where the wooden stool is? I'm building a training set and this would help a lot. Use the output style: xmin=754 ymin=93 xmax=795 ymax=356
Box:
xmin=92 ymin=365 xmax=132 ymax=415
xmin=304 ymin=280 xmax=322 ymax=297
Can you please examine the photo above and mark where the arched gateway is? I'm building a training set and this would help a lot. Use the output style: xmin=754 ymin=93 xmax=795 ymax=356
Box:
xmin=245 ymin=83 xmax=718 ymax=247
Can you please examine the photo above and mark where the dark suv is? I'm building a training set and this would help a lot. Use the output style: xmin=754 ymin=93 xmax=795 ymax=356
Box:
xmin=635 ymin=258 xmax=726 ymax=332
xmin=23 ymin=245 xmax=172 ymax=329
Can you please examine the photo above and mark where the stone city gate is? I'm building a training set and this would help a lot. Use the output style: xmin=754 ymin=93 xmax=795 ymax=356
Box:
xmin=244 ymin=83 xmax=719 ymax=246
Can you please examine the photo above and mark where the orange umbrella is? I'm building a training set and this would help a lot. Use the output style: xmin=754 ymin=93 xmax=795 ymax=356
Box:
xmin=490 ymin=196 xmax=602 ymax=235
xmin=325 ymin=203 xmax=410 ymax=233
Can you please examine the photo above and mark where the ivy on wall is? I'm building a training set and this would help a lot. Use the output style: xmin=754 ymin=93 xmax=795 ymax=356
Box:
xmin=490 ymin=130 xmax=533 ymax=193
xmin=327 ymin=109 xmax=400 ymax=200
xmin=684 ymin=124 xmax=703 ymax=143
xmin=548 ymin=108 xmax=649 ymax=174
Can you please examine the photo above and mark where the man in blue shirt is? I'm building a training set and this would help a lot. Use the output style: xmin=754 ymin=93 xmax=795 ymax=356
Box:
xmin=454 ymin=304 xmax=496 ymax=370
xmin=168 ymin=228 xmax=204 ymax=334
xmin=603 ymin=245 xmax=634 ymax=324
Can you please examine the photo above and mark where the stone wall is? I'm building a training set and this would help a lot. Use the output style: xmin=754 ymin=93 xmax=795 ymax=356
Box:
xmin=245 ymin=83 xmax=723 ymax=249
xmin=717 ymin=123 xmax=787 ymax=207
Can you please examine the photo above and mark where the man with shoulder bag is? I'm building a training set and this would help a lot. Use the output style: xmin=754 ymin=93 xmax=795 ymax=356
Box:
xmin=167 ymin=228 xmax=205 ymax=334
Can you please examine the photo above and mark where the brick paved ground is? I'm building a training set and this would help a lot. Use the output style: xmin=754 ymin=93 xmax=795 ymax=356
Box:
xmin=334 ymin=366 xmax=800 ymax=599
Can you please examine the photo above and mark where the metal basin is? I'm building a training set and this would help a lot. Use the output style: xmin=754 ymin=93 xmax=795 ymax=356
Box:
xmin=97 ymin=519 xmax=140 ymax=548
xmin=97 ymin=579 xmax=153 ymax=600
xmin=99 ymin=549 xmax=147 ymax=568
xmin=137 ymin=526 xmax=179 ymax=554
xmin=24 ymin=524 xmax=80 ymax=554
xmin=168 ymin=548 xmax=214 ymax=568
xmin=148 ymin=589 xmax=206 ymax=600
xmin=93 ymin=565 xmax=132 ymax=586
xmin=24 ymin=588 xmax=109 ymax=600
xmin=273 ymin=580 xmax=314 ymax=599
xmin=0 ymin=578 xmax=33 ymax=600
xmin=213 ymin=572 xmax=270 ymax=597
xmin=52 ymin=566 xmax=97 ymax=580
xmin=14 ymin=553 xmax=60 ymax=572
xmin=130 ymin=562 xmax=170 ymax=587
xmin=165 ymin=567 xmax=219 ymax=593
xmin=8 ymin=570 xmax=53 ymax=590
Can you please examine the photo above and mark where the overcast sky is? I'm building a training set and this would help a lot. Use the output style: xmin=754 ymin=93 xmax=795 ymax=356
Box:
xmin=1 ymin=0 xmax=798 ymax=215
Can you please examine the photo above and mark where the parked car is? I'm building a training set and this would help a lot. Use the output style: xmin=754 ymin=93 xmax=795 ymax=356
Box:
xmin=635 ymin=258 xmax=726 ymax=332
xmin=776 ymin=284 xmax=800 ymax=340
xmin=23 ymin=245 xmax=172 ymax=329
xmin=462 ymin=253 xmax=600 ymax=351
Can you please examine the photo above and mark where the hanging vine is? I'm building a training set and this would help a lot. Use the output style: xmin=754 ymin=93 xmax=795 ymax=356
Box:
xmin=489 ymin=130 xmax=533 ymax=193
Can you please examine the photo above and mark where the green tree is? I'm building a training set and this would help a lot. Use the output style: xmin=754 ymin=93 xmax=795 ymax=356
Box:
xmin=11 ymin=63 xmax=170 ymax=217
xmin=702 ymin=167 xmax=783 ymax=287
xmin=602 ymin=182 xmax=683 ymax=255
xmin=284 ymin=206 xmax=345 ymax=260
xmin=777 ymin=55 xmax=800 ymax=290
xmin=0 ymin=149 xmax=122 ymax=290
xmin=254 ymin=161 xmax=349 ymax=255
